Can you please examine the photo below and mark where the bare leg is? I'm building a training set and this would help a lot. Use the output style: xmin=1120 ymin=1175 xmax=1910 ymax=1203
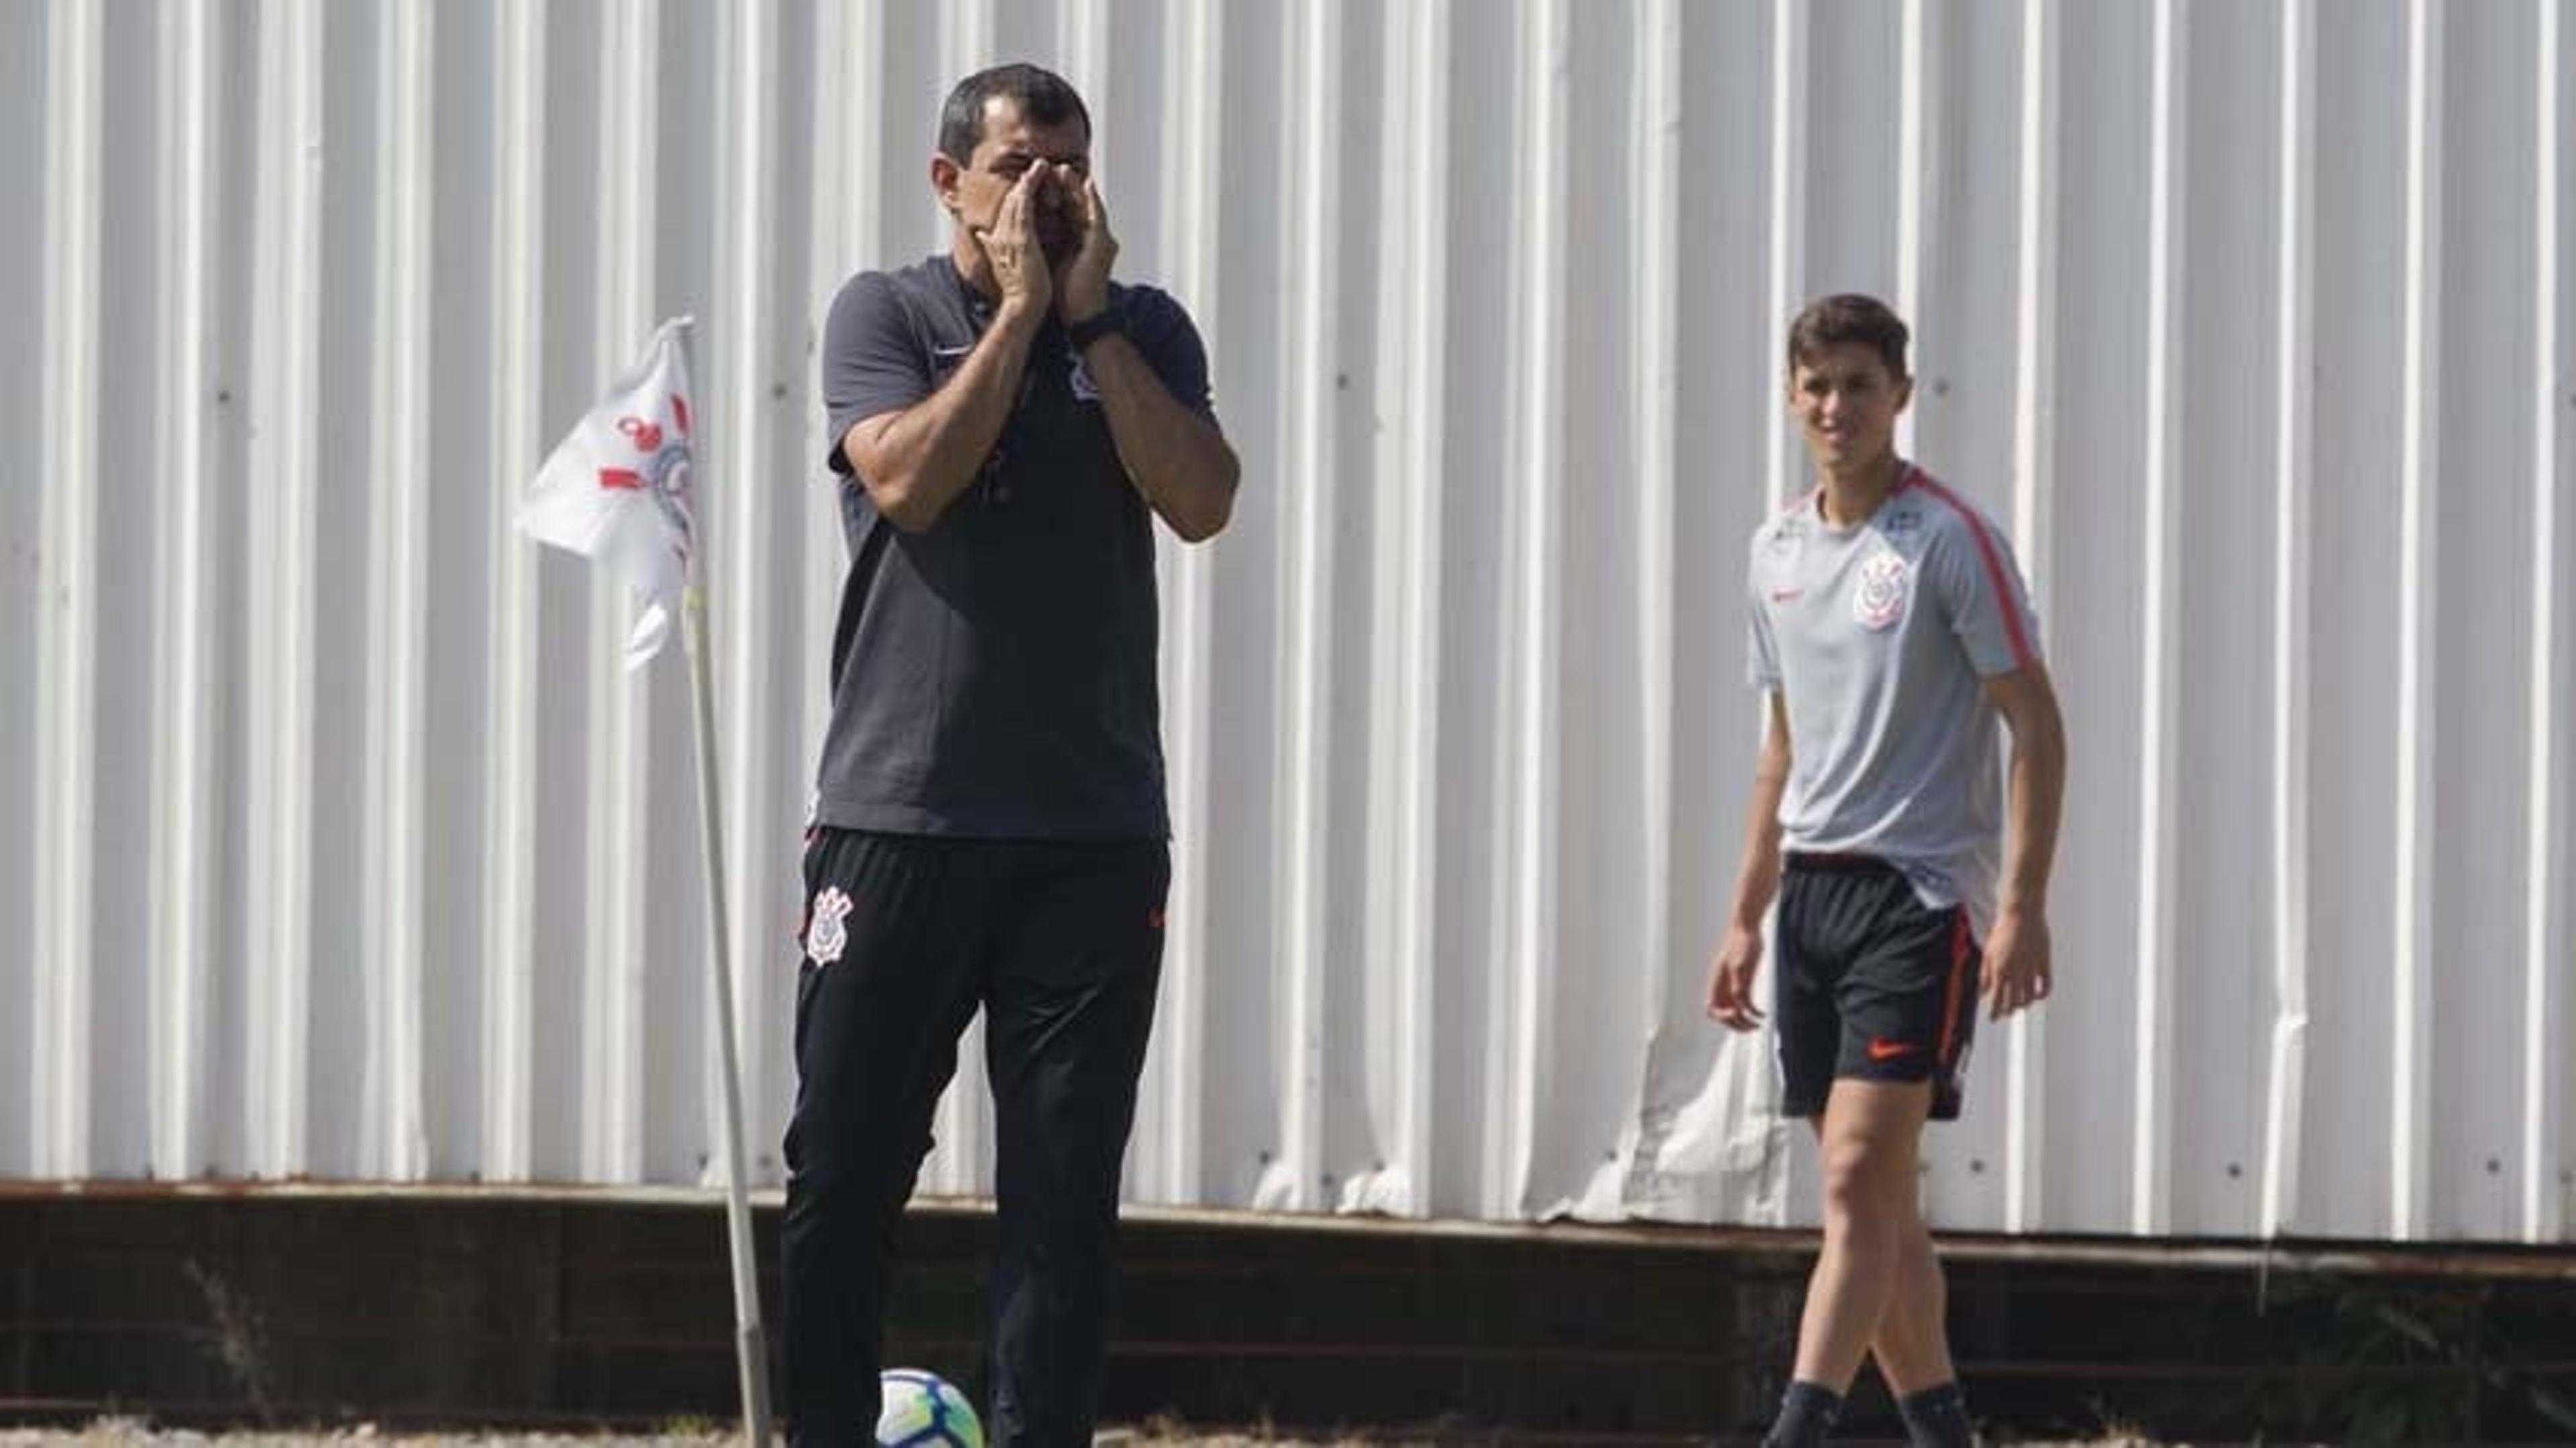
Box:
xmin=1798 ymin=1110 xmax=1955 ymax=1396
xmin=1868 ymin=1198 xmax=1956 ymax=1394
xmin=1790 ymin=1078 xmax=1933 ymax=1392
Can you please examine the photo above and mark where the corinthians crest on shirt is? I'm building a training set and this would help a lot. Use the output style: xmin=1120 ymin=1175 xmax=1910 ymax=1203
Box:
xmin=1854 ymin=548 xmax=1911 ymax=630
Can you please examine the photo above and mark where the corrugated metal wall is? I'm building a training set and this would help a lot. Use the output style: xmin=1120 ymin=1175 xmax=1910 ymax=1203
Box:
xmin=5 ymin=0 xmax=2571 ymax=1244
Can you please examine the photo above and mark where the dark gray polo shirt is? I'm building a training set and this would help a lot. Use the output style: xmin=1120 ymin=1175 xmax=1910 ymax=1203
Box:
xmin=814 ymin=254 xmax=1218 ymax=839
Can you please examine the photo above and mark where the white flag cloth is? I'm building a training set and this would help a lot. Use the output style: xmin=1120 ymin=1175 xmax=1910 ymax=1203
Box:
xmin=518 ymin=317 xmax=698 ymax=669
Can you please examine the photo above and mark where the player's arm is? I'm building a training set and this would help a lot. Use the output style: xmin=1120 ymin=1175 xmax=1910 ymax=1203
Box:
xmin=1078 ymin=329 xmax=1239 ymax=541
xmin=842 ymin=314 xmax=1038 ymax=531
xmin=1056 ymin=178 xmax=1240 ymax=542
xmin=1980 ymin=662 xmax=2065 ymax=1018
xmin=841 ymin=172 xmax=1051 ymax=533
xmin=1707 ymin=690 xmax=1792 ymax=1030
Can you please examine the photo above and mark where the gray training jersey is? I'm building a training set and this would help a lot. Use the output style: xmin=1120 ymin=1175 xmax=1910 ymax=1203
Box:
xmin=1746 ymin=461 xmax=2043 ymax=937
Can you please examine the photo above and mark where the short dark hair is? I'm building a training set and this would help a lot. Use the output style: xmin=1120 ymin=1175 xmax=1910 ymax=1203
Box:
xmin=937 ymin=64 xmax=1092 ymax=164
xmin=1785 ymin=294 xmax=1911 ymax=379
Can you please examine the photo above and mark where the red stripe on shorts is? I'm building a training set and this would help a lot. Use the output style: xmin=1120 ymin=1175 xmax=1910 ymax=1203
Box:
xmin=1939 ymin=910 xmax=1972 ymax=1064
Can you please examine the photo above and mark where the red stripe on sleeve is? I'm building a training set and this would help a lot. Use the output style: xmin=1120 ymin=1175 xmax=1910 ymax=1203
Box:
xmin=1912 ymin=471 xmax=2037 ymax=670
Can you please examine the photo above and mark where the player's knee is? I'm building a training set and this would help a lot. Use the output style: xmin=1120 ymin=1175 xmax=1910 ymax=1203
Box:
xmin=1818 ymin=1139 xmax=1908 ymax=1226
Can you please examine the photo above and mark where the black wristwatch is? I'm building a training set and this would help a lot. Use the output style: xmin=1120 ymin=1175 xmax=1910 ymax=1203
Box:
xmin=1065 ymin=305 xmax=1126 ymax=351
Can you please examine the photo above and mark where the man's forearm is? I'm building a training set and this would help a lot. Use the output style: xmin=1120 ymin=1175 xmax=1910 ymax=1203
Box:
xmin=1078 ymin=333 xmax=1239 ymax=541
xmin=845 ymin=303 xmax=1042 ymax=531
xmin=1728 ymin=768 xmax=1790 ymax=931
xmin=1998 ymin=720 xmax=2065 ymax=918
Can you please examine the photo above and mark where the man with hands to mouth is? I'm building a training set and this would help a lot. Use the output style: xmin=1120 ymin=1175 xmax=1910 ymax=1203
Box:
xmin=843 ymin=70 xmax=1235 ymax=541
xmin=786 ymin=62 xmax=1238 ymax=1448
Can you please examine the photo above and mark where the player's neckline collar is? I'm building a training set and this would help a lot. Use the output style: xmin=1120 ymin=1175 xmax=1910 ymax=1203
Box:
xmin=1813 ymin=460 xmax=1916 ymax=530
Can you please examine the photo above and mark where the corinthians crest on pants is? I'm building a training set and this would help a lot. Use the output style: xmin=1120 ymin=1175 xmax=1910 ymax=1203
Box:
xmin=806 ymin=886 xmax=853 ymax=966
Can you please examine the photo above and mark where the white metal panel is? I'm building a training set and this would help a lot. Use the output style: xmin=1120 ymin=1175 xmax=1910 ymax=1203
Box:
xmin=1344 ymin=0 xmax=1450 ymax=1221
xmin=2434 ymin=0 xmax=2552 ymax=1244
xmin=1611 ymin=0 xmax=1679 ymax=1228
xmin=2037 ymin=0 xmax=2151 ymax=1237
xmin=2171 ymin=0 xmax=2278 ymax=1241
xmin=239 ymin=0 xmax=322 ymax=1182
xmin=1135 ymin=0 xmax=1224 ymax=1211
xmin=2393 ymin=0 xmax=2444 ymax=1242
xmin=1624 ymin=0 xmax=1793 ymax=1234
xmin=362 ymin=0 xmax=433 ymax=1184
xmin=2528 ymin=0 xmax=2575 ymax=1247
xmin=8 ymin=0 xmax=2571 ymax=1243
xmin=1496 ymin=0 xmax=1564 ymax=1221
xmin=34 ymin=0 xmax=101 ymax=1181
xmin=1268 ymin=0 xmax=1342 ymax=1217
xmin=2262 ymin=0 xmax=2317 ymax=1243
xmin=415 ymin=0 xmax=492 ymax=1186
xmin=482 ymin=0 xmax=546 ymax=1185
xmin=580 ymin=0 xmax=657 ymax=1188
xmin=1992 ymin=0 xmax=2051 ymax=1239
xmin=0 ymin=0 xmax=47 ymax=1184
xmin=148 ymin=0 xmax=227 ymax=1186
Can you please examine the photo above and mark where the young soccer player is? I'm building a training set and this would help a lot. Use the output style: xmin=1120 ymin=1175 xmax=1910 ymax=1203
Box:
xmin=1708 ymin=295 xmax=2066 ymax=1448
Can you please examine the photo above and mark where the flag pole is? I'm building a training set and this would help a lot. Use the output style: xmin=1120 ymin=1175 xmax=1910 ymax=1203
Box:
xmin=681 ymin=580 xmax=775 ymax=1446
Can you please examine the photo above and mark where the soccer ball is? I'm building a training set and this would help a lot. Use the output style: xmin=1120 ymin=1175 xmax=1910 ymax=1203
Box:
xmin=876 ymin=1367 xmax=983 ymax=1448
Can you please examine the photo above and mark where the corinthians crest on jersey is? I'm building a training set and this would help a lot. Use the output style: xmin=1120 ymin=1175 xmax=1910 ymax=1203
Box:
xmin=1854 ymin=548 xmax=1911 ymax=629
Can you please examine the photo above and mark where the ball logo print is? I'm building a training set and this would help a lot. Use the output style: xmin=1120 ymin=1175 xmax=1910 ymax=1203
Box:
xmin=615 ymin=415 xmax=663 ymax=452
xmin=876 ymin=1367 xmax=983 ymax=1447
xmin=806 ymin=886 xmax=853 ymax=966
xmin=1854 ymin=549 xmax=1910 ymax=630
xmin=515 ymin=318 xmax=698 ymax=668
xmin=596 ymin=398 xmax=696 ymax=561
